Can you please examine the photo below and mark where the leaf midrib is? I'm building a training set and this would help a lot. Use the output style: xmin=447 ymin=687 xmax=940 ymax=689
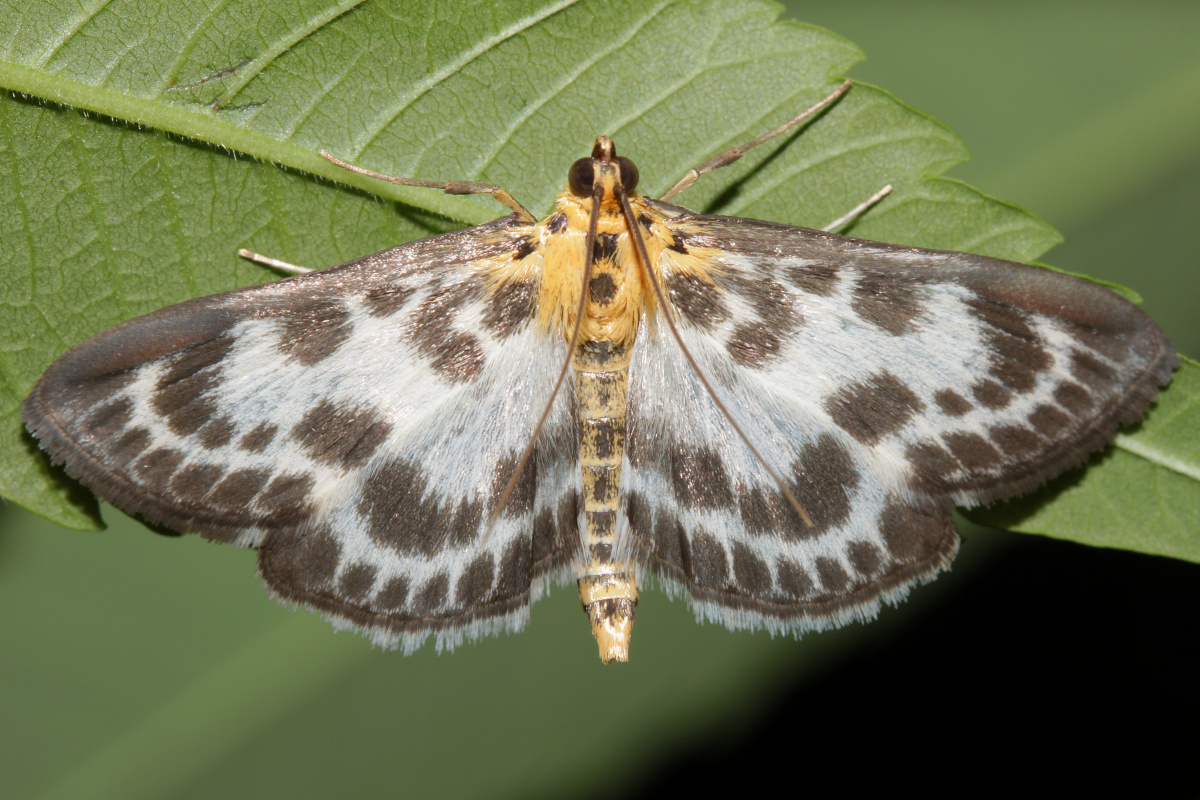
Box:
xmin=0 ymin=60 xmax=491 ymax=224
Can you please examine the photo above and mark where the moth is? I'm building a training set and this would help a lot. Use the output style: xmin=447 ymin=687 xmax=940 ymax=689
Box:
xmin=23 ymin=82 xmax=1177 ymax=663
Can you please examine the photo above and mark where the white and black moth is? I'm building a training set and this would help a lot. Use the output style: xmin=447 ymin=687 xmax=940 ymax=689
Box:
xmin=23 ymin=88 xmax=1177 ymax=663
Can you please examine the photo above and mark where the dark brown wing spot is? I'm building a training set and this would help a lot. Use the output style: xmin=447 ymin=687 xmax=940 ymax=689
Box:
xmin=966 ymin=298 xmax=1051 ymax=393
xmin=826 ymin=371 xmax=925 ymax=446
xmin=258 ymin=473 xmax=315 ymax=517
xmin=292 ymin=400 xmax=391 ymax=470
xmin=731 ymin=542 xmax=771 ymax=594
xmin=158 ymin=335 xmax=233 ymax=386
xmin=85 ymin=398 xmax=133 ymax=437
xmin=670 ymin=443 xmax=733 ymax=509
xmin=409 ymin=281 xmax=486 ymax=382
xmin=1070 ymin=349 xmax=1116 ymax=387
xmin=239 ymin=422 xmax=278 ymax=453
xmin=934 ymin=389 xmax=973 ymax=417
xmin=339 ymin=562 xmax=377 ymax=601
xmin=851 ymin=271 xmax=928 ymax=335
xmin=776 ymin=558 xmax=815 ymax=599
xmin=496 ymin=537 xmax=532 ymax=598
xmin=490 ymin=449 xmax=537 ymax=518
xmin=209 ymin=468 xmax=271 ymax=507
xmin=729 ymin=276 xmax=803 ymax=335
xmin=531 ymin=490 xmax=577 ymax=568
xmin=727 ymin=324 xmax=782 ymax=368
xmin=266 ymin=525 xmax=342 ymax=592
xmin=1054 ymin=381 xmax=1094 ymax=414
xmin=788 ymin=433 xmax=860 ymax=538
xmin=170 ymin=463 xmax=224 ymax=499
xmin=1029 ymin=403 xmax=1071 ymax=435
xmin=357 ymin=459 xmax=481 ymax=557
xmin=653 ymin=508 xmax=685 ymax=566
xmin=989 ymin=424 xmax=1042 ymax=458
xmin=137 ymin=448 xmax=185 ymax=495
xmin=278 ymin=298 xmax=353 ymax=366
xmin=737 ymin=485 xmax=789 ymax=536
xmin=153 ymin=368 xmax=222 ymax=436
xmin=847 ymin=541 xmax=883 ymax=578
xmin=455 ymin=554 xmax=496 ymax=607
xmin=786 ymin=261 xmax=841 ymax=296
xmin=197 ymin=416 xmax=235 ymax=449
xmin=905 ymin=441 xmax=958 ymax=494
xmin=373 ymin=575 xmax=411 ymax=611
xmin=69 ymin=370 xmax=136 ymax=410
xmin=814 ymin=557 xmax=850 ymax=595
xmin=878 ymin=499 xmax=951 ymax=563
xmin=429 ymin=330 xmax=486 ymax=383
xmin=363 ymin=284 xmax=413 ymax=318
xmin=410 ymin=572 xmax=449 ymax=615
xmin=483 ymin=278 xmax=538 ymax=338
xmin=683 ymin=529 xmax=729 ymax=588
xmin=943 ymin=431 xmax=1002 ymax=471
xmin=530 ymin=507 xmax=557 ymax=564
xmin=665 ymin=272 xmax=728 ymax=331
xmin=110 ymin=427 xmax=151 ymax=470
xmin=151 ymin=336 xmax=235 ymax=437
xmin=971 ymin=379 xmax=1014 ymax=410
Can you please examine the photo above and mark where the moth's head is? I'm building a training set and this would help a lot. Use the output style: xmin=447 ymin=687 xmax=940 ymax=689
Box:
xmin=566 ymin=136 xmax=640 ymax=208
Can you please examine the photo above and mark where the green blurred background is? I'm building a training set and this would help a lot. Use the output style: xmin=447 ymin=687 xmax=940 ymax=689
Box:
xmin=2 ymin=2 xmax=1197 ymax=797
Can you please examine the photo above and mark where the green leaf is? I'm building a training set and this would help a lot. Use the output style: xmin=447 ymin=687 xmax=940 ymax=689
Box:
xmin=0 ymin=1 xmax=1189 ymax=548
xmin=1 ymin=4 xmax=1197 ymax=799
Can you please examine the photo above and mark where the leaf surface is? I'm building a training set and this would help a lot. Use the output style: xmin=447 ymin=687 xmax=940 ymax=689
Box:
xmin=0 ymin=0 xmax=1189 ymax=552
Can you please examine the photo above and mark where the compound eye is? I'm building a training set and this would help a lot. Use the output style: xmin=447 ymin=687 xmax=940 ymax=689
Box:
xmin=568 ymin=158 xmax=595 ymax=196
xmin=616 ymin=157 xmax=639 ymax=193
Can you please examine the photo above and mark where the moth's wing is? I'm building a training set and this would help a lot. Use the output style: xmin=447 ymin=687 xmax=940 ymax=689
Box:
xmin=23 ymin=217 xmax=580 ymax=652
xmin=623 ymin=209 xmax=1176 ymax=634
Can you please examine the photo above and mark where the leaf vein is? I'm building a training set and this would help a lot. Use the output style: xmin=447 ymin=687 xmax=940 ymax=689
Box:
xmin=214 ymin=0 xmax=372 ymax=110
xmin=349 ymin=0 xmax=583 ymax=158
xmin=157 ymin=0 xmax=239 ymax=95
xmin=1116 ymin=434 xmax=1200 ymax=484
xmin=724 ymin=131 xmax=945 ymax=216
xmin=33 ymin=0 xmax=115 ymax=69
xmin=472 ymin=0 xmax=679 ymax=179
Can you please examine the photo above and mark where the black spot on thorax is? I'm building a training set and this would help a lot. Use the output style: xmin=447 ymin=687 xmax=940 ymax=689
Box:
xmin=589 ymin=273 xmax=618 ymax=305
xmin=593 ymin=232 xmax=619 ymax=263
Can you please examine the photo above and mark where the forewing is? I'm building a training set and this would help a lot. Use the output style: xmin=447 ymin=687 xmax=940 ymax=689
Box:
xmin=623 ymin=209 xmax=1176 ymax=633
xmin=23 ymin=217 xmax=579 ymax=651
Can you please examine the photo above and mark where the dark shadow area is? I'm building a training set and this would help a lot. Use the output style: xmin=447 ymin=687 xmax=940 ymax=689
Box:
xmin=624 ymin=535 xmax=1198 ymax=795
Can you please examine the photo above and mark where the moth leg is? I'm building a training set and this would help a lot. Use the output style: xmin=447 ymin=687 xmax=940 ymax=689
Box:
xmin=659 ymin=79 xmax=852 ymax=201
xmin=237 ymin=248 xmax=313 ymax=275
xmin=320 ymin=150 xmax=537 ymax=223
xmin=821 ymin=184 xmax=894 ymax=233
